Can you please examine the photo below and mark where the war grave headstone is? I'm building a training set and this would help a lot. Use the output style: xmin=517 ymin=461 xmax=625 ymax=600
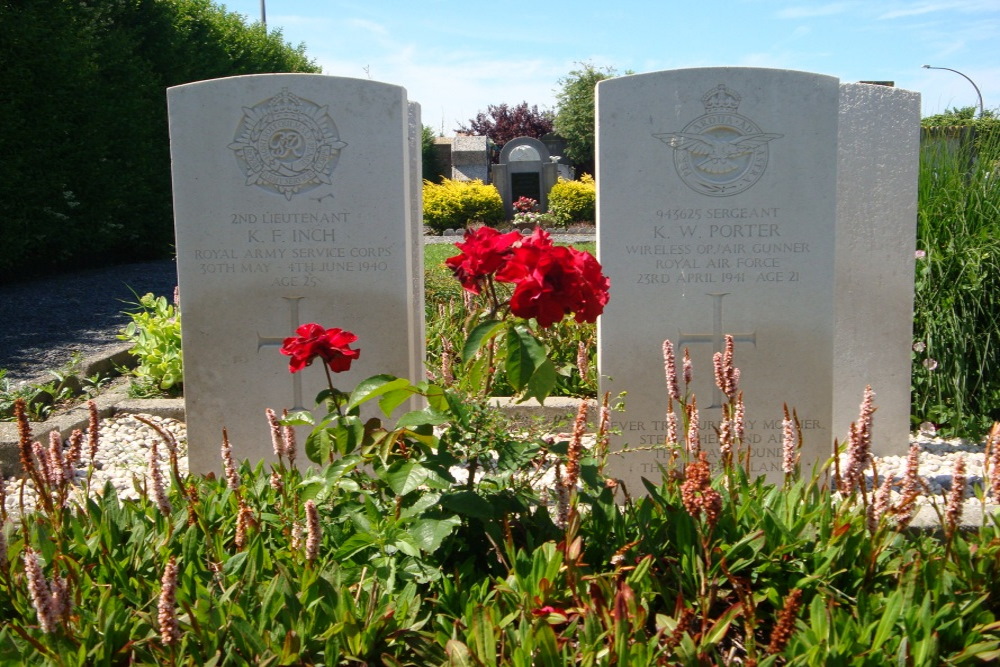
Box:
xmin=832 ymin=82 xmax=920 ymax=446
xmin=168 ymin=74 xmax=423 ymax=473
xmin=596 ymin=68 xmax=918 ymax=485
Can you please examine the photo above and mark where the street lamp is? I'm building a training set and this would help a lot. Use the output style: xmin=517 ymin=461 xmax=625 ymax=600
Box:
xmin=260 ymin=0 xmax=267 ymax=29
xmin=922 ymin=65 xmax=985 ymax=119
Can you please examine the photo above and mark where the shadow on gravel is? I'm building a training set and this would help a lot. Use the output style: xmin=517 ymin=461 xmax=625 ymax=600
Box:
xmin=0 ymin=260 xmax=178 ymax=382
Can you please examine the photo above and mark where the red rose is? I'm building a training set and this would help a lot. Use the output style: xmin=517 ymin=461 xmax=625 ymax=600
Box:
xmin=445 ymin=226 xmax=523 ymax=294
xmin=565 ymin=246 xmax=610 ymax=324
xmin=496 ymin=228 xmax=610 ymax=328
xmin=280 ymin=323 xmax=360 ymax=373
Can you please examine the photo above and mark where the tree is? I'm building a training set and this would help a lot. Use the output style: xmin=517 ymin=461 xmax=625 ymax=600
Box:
xmin=553 ymin=64 xmax=623 ymax=176
xmin=921 ymin=106 xmax=996 ymax=127
xmin=456 ymin=102 xmax=554 ymax=152
xmin=422 ymin=125 xmax=447 ymax=183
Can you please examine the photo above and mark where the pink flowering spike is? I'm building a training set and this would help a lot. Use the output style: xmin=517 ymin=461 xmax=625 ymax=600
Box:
xmin=686 ymin=398 xmax=701 ymax=456
xmin=895 ymin=442 xmax=922 ymax=529
xmin=266 ymin=408 xmax=284 ymax=460
xmin=305 ymin=500 xmax=320 ymax=563
xmin=23 ymin=547 xmax=56 ymax=633
xmin=945 ymin=455 xmax=967 ymax=538
xmin=781 ymin=404 xmax=798 ymax=475
xmin=221 ymin=428 xmax=240 ymax=492
xmin=158 ymin=556 xmax=180 ymax=646
xmin=988 ymin=422 xmax=1000 ymax=503
xmin=148 ymin=439 xmax=172 ymax=517
xmin=843 ymin=386 xmax=876 ymax=494
xmin=281 ymin=409 xmax=297 ymax=466
xmin=662 ymin=339 xmax=680 ymax=401
xmin=666 ymin=397 xmax=679 ymax=446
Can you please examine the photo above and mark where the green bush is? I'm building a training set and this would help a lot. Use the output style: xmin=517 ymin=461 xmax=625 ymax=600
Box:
xmin=422 ymin=179 xmax=504 ymax=233
xmin=547 ymin=174 xmax=596 ymax=225
xmin=0 ymin=0 xmax=319 ymax=281
xmin=118 ymin=293 xmax=183 ymax=395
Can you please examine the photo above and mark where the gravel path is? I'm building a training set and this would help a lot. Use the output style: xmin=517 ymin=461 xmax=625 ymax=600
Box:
xmin=0 ymin=259 xmax=179 ymax=385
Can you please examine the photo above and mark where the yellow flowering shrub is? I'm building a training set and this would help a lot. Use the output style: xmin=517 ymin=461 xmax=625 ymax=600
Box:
xmin=423 ymin=179 xmax=504 ymax=233
xmin=547 ymin=174 xmax=596 ymax=225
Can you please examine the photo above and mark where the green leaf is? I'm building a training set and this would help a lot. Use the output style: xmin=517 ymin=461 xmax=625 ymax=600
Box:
xmin=440 ymin=491 xmax=497 ymax=520
xmin=408 ymin=516 xmax=461 ymax=552
xmin=504 ymin=323 xmax=548 ymax=391
xmin=445 ymin=639 xmax=474 ymax=667
xmin=396 ymin=407 xmax=451 ymax=429
xmin=305 ymin=428 xmax=334 ymax=464
xmin=334 ymin=533 xmax=377 ymax=560
xmin=280 ymin=410 xmax=315 ymax=426
xmin=871 ymin=590 xmax=903 ymax=652
xmin=230 ymin=615 xmax=268 ymax=658
xmin=462 ymin=319 xmax=506 ymax=364
xmin=223 ymin=551 xmax=250 ymax=576
xmin=398 ymin=493 xmax=442 ymax=520
xmin=379 ymin=387 xmax=416 ymax=416
xmin=521 ymin=357 xmax=557 ymax=404
xmin=386 ymin=461 xmax=451 ymax=496
xmin=348 ymin=375 xmax=413 ymax=411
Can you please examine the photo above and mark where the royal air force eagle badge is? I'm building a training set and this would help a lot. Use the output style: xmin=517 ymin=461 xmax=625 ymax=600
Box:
xmin=229 ymin=88 xmax=347 ymax=200
xmin=655 ymin=84 xmax=782 ymax=197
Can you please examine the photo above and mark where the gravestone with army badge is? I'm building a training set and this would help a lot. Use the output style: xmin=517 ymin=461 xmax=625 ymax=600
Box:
xmin=597 ymin=68 xmax=918 ymax=486
xmin=168 ymin=75 xmax=423 ymax=473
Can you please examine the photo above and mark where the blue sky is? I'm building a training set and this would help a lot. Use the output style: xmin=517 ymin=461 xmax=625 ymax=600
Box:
xmin=222 ymin=0 xmax=999 ymax=135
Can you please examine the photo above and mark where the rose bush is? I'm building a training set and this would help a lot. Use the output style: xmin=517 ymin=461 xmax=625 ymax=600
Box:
xmin=445 ymin=225 xmax=609 ymax=402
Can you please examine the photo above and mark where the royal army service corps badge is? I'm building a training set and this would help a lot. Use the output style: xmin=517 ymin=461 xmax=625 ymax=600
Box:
xmin=229 ymin=88 xmax=347 ymax=200
xmin=654 ymin=84 xmax=782 ymax=197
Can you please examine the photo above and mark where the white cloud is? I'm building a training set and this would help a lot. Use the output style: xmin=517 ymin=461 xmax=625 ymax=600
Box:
xmin=878 ymin=0 xmax=998 ymax=20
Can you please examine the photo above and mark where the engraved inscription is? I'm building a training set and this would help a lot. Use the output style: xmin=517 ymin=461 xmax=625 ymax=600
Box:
xmin=630 ymin=208 xmax=811 ymax=286
xmin=229 ymin=88 xmax=348 ymax=200
xmin=654 ymin=84 xmax=782 ymax=197
xmin=256 ymin=296 xmax=307 ymax=411
xmin=677 ymin=293 xmax=756 ymax=408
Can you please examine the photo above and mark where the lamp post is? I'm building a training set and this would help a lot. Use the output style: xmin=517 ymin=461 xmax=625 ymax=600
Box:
xmin=260 ymin=0 xmax=266 ymax=28
xmin=922 ymin=65 xmax=985 ymax=119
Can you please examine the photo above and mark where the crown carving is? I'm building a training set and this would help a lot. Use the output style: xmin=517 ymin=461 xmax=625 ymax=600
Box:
xmin=702 ymin=84 xmax=741 ymax=112
xmin=269 ymin=88 xmax=303 ymax=114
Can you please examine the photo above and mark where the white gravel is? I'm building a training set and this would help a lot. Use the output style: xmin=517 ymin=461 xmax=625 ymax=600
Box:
xmin=3 ymin=413 xmax=997 ymax=522
xmin=3 ymin=414 xmax=187 ymax=516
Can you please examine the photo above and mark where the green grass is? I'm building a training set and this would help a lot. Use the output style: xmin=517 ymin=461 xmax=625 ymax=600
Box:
xmin=912 ymin=126 xmax=1000 ymax=436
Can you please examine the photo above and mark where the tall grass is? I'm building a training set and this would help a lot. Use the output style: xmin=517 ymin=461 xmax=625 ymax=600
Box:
xmin=913 ymin=125 xmax=1000 ymax=436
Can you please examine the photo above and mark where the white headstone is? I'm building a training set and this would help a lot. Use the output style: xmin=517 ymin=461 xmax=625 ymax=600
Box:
xmin=597 ymin=68 xmax=918 ymax=485
xmin=833 ymin=83 xmax=920 ymax=454
xmin=168 ymin=74 xmax=423 ymax=473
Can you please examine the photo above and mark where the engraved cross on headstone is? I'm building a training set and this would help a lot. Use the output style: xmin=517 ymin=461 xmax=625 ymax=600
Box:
xmin=257 ymin=296 xmax=307 ymax=411
xmin=678 ymin=292 xmax=757 ymax=408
